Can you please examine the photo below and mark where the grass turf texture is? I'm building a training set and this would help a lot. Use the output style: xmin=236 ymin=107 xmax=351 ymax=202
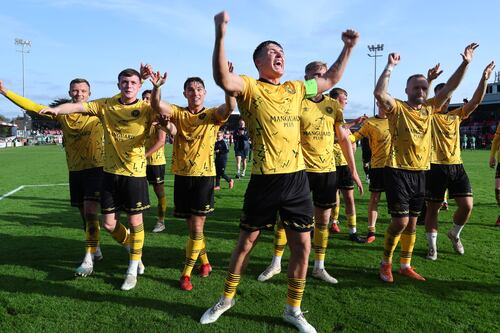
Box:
xmin=0 ymin=145 xmax=498 ymax=332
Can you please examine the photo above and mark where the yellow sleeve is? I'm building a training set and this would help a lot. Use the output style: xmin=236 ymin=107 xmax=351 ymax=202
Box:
xmin=5 ymin=90 xmax=51 ymax=118
xmin=82 ymin=99 xmax=106 ymax=116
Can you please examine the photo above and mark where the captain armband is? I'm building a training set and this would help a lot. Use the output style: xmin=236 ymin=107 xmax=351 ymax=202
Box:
xmin=304 ymin=79 xmax=318 ymax=99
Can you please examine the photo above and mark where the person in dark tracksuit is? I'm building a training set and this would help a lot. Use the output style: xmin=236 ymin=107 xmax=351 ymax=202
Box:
xmin=215 ymin=130 xmax=234 ymax=190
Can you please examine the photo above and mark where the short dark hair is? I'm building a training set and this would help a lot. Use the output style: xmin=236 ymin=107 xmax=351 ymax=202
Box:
xmin=118 ymin=68 xmax=141 ymax=82
xmin=406 ymin=74 xmax=426 ymax=86
xmin=69 ymin=78 xmax=90 ymax=89
xmin=434 ymin=83 xmax=446 ymax=94
xmin=329 ymin=87 xmax=348 ymax=99
xmin=252 ymin=40 xmax=283 ymax=65
xmin=142 ymin=89 xmax=152 ymax=99
xmin=183 ymin=77 xmax=205 ymax=90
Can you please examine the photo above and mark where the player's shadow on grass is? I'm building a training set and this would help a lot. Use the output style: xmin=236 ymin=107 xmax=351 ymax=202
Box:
xmin=0 ymin=274 xmax=210 ymax=322
xmin=0 ymin=233 xmax=94 ymax=280
xmin=0 ymin=202 xmax=83 ymax=230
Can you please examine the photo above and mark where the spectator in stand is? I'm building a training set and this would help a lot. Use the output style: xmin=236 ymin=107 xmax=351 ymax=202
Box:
xmin=233 ymin=118 xmax=250 ymax=178
xmin=214 ymin=130 xmax=234 ymax=190
xmin=470 ymin=135 xmax=476 ymax=150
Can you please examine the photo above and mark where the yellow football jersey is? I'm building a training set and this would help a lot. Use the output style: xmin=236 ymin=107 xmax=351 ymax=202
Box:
xmin=83 ymin=97 xmax=153 ymax=177
xmin=333 ymin=108 xmax=348 ymax=167
xmin=430 ymin=107 xmax=468 ymax=164
xmin=170 ymin=105 xmax=225 ymax=176
xmin=237 ymin=75 xmax=308 ymax=175
xmin=301 ymin=96 xmax=343 ymax=172
xmin=5 ymin=90 xmax=104 ymax=171
xmin=491 ymin=122 xmax=500 ymax=160
xmin=352 ymin=116 xmax=390 ymax=169
xmin=145 ymin=126 xmax=166 ymax=166
xmin=384 ymin=99 xmax=434 ymax=170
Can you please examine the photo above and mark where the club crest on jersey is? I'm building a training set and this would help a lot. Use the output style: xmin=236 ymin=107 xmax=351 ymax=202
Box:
xmin=198 ymin=113 xmax=207 ymax=120
xmin=325 ymin=106 xmax=333 ymax=114
xmin=285 ymin=86 xmax=296 ymax=94
xmin=131 ymin=110 xmax=140 ymax=117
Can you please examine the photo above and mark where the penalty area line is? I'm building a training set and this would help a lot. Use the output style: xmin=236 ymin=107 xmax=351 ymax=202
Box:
xmin=0 ymin=183 xmax=69 ymax=201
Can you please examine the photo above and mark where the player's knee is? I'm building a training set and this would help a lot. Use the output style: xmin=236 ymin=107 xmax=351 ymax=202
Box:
xmin=102 ymin=221 xmax=115 ymax=232
xmin=460 ymin=199 xmax=473 ymax=213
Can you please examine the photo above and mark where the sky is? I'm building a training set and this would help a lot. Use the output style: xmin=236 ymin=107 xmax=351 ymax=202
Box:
xmin=1 ymin=0 xmax=499 ymax=120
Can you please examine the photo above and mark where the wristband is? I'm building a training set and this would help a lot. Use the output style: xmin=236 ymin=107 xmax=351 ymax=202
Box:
xmin=385 ymin=65 xmax=394 ymax=73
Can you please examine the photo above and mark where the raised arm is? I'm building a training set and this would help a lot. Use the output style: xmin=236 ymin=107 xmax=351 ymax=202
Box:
xmin=315 ymin=30 xmax=359 ymax=94
xmin=145 ymin=128 xmax=167 ymax=158
xmin=335 ymin=123 xmax=363 ymax=195
xmin=374 ymin=53 xmax=400 ymax=111
xmin=463 ymin=61 xmax=495 ymax=117
xmin=213 ymin=11 xmax=244 ymax=95
xmin=216 ymin=94 xmax=237 ymax=123
xmin=40 ymin=101 xmax=84 ymax=116
xmin=0 ymin=80 xmax=46 ymax=113
xmin=434 ymin=43 xmax=479 ymax=106
xmin=426 ymin=63 xmax=443 ymax=92
xmin=149 ymin=70 xmax=173 ymax=118
xmin=215 ymin=61 xmax=237 ymax=122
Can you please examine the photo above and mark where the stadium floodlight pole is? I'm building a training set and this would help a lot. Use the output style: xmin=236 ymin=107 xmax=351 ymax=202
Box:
xmin=367 ymin=44 xmax=384 ymax=117
xmin=15 ymin=38 xmax=32 ymax=137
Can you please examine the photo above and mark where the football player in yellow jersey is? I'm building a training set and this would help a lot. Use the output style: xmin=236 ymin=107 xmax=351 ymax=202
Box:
xmin=489 ymin=121 xmax=500 ymax=226
xmin=40 ymin=67 xmax=158 ymax=291
xmin=329 ymin=88 xmax=367 ymax=242
xmin=424 ymin=61 xmax=495 ymax=260
xmin=0 ymin=78 xmax=105 ymax=277
xmin=374 ymin=43 xmax=477 ymax=283
xmin=148 ymin=69 xmax=236 ymax=292
xmin=142 ymin=90 xmax=177 ymax=233
xmin=257 ymin=61 xmax=361 ymax=285
xmin=349 ymin=103 xmax=390 ymax=243
xmin=200 ymin=11 xmax=360 ymax=333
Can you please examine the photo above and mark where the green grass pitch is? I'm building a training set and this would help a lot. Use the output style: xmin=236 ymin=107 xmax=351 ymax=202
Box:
xmin=0 ymin=145 xmax=498 ymax=332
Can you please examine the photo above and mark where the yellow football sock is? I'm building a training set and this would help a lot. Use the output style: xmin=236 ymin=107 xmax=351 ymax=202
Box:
xmin=274 ymin=224 xmax=287 ymax=257
xmin=199 ymin=239 xmax=209 ymax=265
xmin=400 ymin=230 xmax=416 ymax=266
xmin=85 ymin=218 xmax=100 ymax=254
xmin=332 ymin=202 xmax=340 ymax=221
xmin=158 ymin=196 xmax=167 ymax=221
xmin=129 ymin=223 xmax=144 ymax=261
xmin=182 ymin=232 xmax=204 ymax=277
xmin=223 ymin=272 xmax=241 ymax=299
xmin=368 ymin=226 xmax=376 ymax=233
xmin=383 ymin=230 xmax=401 ymax=263
xmin=287 ymin=277 xmax=306 ymax=307
xmin=111 ymin=222 xmax=129 ymax=246
xmin=347 ymin=214 xmax=356 ymax=230
xmin=313 ymin=223 xmax=329 ymax=261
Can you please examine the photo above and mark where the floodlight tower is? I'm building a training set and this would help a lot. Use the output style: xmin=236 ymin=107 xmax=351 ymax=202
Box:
xmin=368 ymin=44 xmax=384 ymax=116
xmin=15 ymin=38 xmax=32 ymax=136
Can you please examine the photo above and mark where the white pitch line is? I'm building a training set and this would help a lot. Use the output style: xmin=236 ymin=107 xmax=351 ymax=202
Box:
xmin=1 ymin=177 xmax=250 ymax=202
xmin=0 ymin=185 xmax=25 ymax=201
xmin=0 ymin=183 xmax=68 ymax=201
